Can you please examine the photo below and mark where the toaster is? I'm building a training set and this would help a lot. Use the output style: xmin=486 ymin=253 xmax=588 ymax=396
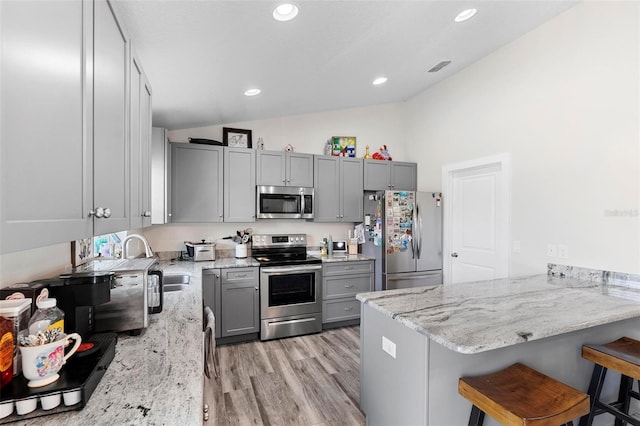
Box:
xmin=185 ymin=240 xmax=215 ymax=261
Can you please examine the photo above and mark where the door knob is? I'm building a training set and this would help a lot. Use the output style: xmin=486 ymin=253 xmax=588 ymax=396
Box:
xmin=103 ymin=208 xmax=111 ymax=218
xmin=451 ymin=252 xmax=459 ymax=258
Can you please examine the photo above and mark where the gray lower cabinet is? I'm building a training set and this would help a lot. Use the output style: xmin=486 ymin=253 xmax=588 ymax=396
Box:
xmin=203 ymin=267 xmax=259 ymax=338
xmin=129 ymin=48 xmax=153 ymax=229
xmin=220 ymin=268 xmax=260 ymax=337
xmin=322 ymin=261 xmax=374 ymax=324
xmin=314 ymin=156 xmax=363 ymax=222
xmin=224 ymin=147 xmax=256 ymax=222
xmin=170 ymin=143 xmax=223 ymax=222
xmin=364 ymin=160 xmax=417 ymax=191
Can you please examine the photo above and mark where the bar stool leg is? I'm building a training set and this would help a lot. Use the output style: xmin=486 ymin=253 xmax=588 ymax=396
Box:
xmin=615 ymin=375 xmax=634 ymax=426
xmin=579 ymin=364 xmax=608 ymax=426
xmin=468 ymin=405 xmax=485 ymax=426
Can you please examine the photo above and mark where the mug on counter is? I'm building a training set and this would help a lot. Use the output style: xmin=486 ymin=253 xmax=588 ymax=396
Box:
xmin=19 ymin=333 xmax=81 ymax=388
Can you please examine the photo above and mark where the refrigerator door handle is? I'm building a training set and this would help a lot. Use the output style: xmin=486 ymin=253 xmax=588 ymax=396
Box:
xmin=411 ymin=201 xmax=417 ymax=259
xmin=416 ymin=203 xmax=422 ymax=259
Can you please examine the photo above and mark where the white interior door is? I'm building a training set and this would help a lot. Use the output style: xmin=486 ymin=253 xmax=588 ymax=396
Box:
xmin=443 ymin=155 xmax=510 ymax=284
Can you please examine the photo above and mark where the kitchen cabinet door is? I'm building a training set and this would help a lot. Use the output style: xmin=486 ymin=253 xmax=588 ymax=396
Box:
xmin=0 ymin=0 xmax=93 ymax=254
xmin=341 ymin=157 xmax=363 ymax=222
xmin=220 ymin=280 xmax=259 ymax=337
xmin=364 ymin=160 xmax=392 ymax=191
xmin=130 ymin=49 xmax=153 ymax=230
xmin=202 ymin=269 xmax=221 ymax=338
xmin=287 ymin=153 xmax=314 ymax=187
xmin=93 ymin=0 xmax=130 ymax=235
xmin=224 ymin=147 xmax=256 ymax=222
xmin=151 ymin=128 xmax=169 ymax=224
xmin=313 ymin=156 xmax=340 ymax=221
xmin=256 ymin=150 xmax=285 ymax=186
xmin=256 ymin=151 xmax=314 ymax=187
xmin=391 ymin=162 xmax=418 ymax=191
xmin=170 ymin=143 xmax=223 ymax=223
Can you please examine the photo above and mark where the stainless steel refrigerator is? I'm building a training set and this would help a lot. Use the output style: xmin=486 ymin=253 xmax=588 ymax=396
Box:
xmin=362 ymin=191 xmax=443 ymax=291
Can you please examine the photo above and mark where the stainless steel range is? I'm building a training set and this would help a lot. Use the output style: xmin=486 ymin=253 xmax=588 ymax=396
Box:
xmin=252 ymin=234 xmax=322 ymax=341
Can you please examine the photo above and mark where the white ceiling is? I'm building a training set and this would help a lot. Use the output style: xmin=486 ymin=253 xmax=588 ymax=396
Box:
xmin=112 ymin=0 xmax=578 ymax=131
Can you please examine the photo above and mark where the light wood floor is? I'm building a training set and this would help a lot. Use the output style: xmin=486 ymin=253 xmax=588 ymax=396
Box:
xmin=204 ymin=326 xmax=365 ymax=425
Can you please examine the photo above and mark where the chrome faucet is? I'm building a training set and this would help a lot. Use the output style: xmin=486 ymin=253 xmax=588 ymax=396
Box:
xmin=122 ymin=234 xmax=154 ymax=259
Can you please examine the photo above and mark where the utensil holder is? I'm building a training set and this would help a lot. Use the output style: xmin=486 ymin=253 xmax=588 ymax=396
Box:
xmin=235 ymin=244 xmax=247 ymax=259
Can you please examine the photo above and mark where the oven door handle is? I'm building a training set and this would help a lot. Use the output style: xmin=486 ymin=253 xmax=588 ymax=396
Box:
xmin=261 ymin=265 xmax=322 ymax=274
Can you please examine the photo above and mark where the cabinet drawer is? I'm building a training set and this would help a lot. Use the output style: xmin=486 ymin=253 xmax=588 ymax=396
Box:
xmin=221 ymin=267 xmax=258 ymax=283
xmin=323 ymin=261 xmax=373 ymax=276
xmin=323 ymin=298 xmax=361 ymax=323
xmin=324 ymin=274 xmax=373 ymax=299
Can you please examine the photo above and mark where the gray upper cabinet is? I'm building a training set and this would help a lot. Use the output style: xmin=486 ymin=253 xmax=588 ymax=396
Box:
xmin=224 ymin=147 xmax=256 ymax=222
xmin=151 ymin=128 xmax=170 ymax=225
xmin=256 ymin=150 xmax=314 ymax=187
xmin=170 ymin=143 xmax=223 ymax=223
xmin=0 ymin=0 xmax=139 ymax=253
xmin=129 ymin=49 xmax=153 ymax=230
xmin=364 ymin=160 xmax=417 ymax=191
xmin=93 ymin=0 xmax=130 ymax=235
xmin=0 ymin=0 xmax=93 ymax=253
xmin=314 ymin=156 xmax=363 ymax=222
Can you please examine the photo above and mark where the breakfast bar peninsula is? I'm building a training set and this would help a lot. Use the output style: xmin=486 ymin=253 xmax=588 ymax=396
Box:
xmin=357 ymin=265 xmax=640 ymax=426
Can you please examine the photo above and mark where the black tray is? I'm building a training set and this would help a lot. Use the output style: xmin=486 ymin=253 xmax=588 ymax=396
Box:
xmin=0 ymin=333 xmax=117 ymax=424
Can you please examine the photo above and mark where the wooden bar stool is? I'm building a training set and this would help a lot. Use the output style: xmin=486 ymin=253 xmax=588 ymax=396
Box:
xmin=580 ymin=337 xmax=640 ymax=426
xmin=459 ymin=363 xmax=590 ymax=426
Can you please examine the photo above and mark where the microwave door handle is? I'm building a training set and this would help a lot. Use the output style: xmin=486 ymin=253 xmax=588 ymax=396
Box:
xmin=300 ymin=188 xmax=305 ymax=216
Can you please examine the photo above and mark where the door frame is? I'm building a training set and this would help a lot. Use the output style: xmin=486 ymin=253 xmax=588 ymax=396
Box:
xmin=441 ymin=153 xmax=511 ymax=284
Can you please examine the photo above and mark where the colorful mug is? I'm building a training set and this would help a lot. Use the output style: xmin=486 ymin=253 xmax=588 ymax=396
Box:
xmin=19 ymin=333 xmax=81 ymax=388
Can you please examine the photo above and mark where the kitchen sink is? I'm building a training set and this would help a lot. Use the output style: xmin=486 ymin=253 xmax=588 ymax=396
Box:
xmin=163 ymin=274 xmax=190 ymax=292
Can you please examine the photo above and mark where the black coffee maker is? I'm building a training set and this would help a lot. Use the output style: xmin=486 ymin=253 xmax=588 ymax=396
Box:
xmin=46 ymin=271 xmax=113 ymax=340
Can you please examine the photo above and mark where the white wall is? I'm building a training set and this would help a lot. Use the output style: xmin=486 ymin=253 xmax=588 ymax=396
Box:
xmin=0 ymin=242 xmax=71 ymax=286
xmin=168 ymin=102 xmax=406 ymax=160
xmin=404 ymin=1 xmax=640 ymax=275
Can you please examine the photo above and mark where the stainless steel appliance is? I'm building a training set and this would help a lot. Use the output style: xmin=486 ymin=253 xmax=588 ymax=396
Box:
xmin=252 ymin=233 xmax=322 ymax=340
xmin=185 ymin=240 xmax=215 ymax=261
xmin=75 ymin=258 xmax=163 ymax=335
xmin=256 ymin=186 xmax=314 ymax=219
xmin=362 ymin=191 xmax=443 ymax=290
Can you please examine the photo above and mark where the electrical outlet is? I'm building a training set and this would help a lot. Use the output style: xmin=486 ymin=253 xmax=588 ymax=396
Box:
xmin=547 ymin=244 xmax=557 ymax=257
xmin=382 ymin=336 xmax=396 ymax=359
xmin=558 ymin=244 xmax=569 ymax=259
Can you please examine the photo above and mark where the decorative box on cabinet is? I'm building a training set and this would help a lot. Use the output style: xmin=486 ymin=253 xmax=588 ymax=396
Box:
xmin=322 ymin=260 xmax=374 ymax=326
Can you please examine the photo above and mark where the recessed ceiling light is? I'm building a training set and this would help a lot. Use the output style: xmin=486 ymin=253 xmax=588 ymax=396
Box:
xmin=373 ymin=77 xmax=388 ymax=86
xmin=244 ymin=88 xmax=261 ymax=96
xmin=455 ymin=8 xmax=477 ymax=23
xmin=273 ymin=3 xmax=299 ymax=22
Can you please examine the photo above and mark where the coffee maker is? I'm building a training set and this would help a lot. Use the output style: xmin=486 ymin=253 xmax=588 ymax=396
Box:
xmin=48 ymin=271 xmax=113 ymax=340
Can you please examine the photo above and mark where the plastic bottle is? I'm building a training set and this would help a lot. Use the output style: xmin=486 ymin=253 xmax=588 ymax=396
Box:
xmin=327 ymin=234 xmax=333 ymax=256
xmin=28 ymin=298 xmax=64 ymax=336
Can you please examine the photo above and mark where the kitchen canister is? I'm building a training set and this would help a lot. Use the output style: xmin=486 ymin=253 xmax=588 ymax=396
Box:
xmin=235 ymin=244 xmax=248 ymax=259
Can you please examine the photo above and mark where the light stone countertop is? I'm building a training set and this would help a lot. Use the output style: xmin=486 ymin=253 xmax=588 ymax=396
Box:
xmin=17 ymin=258 xmax=255 ymax=425
xmin=321 ymin=254 xmax=375 ymax=263
xmin=356 ymin=274 xmax=640 ymax=354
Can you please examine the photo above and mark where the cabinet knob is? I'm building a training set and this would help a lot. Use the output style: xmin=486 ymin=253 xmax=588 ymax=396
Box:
xmin=168 ymin=213 xmax=172 ymax=217
xmin=451 ymin=252 xmax=459 ymax=258
xmin=345 ymin=284 xmax=354 ymax=288
xmin=142 ymin=211 xmax=151 ymax=217
xmin=254 ymin=287 xmax=259 ymax=291
xmin=91 ymin=207 xmax=105 ymax=218
xmin=103 ymin=208 xmax=111 ymax=218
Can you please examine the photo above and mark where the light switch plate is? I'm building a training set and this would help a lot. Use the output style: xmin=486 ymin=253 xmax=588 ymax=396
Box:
xmin=382 ymin=336 xmax=396 ymax=359
xmin=547 ymin=244 xmax=557 ymax=257
xmin=558 ymin=244 xmax=568 ymax=259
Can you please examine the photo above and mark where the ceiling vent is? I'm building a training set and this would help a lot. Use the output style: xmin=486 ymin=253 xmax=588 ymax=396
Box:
xmin=428 ymin=61 xmax=452 ymax=73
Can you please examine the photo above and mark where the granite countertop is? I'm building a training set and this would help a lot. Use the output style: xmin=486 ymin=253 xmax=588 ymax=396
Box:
xmin=356 ymin=274 xmax=640 ymax=354
xmin=321 ymin=254 xmax=375 ymax=263
xmin=18 ymin=257 xmax=255 ymax=425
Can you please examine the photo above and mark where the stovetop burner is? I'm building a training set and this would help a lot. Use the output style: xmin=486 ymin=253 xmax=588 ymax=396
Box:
xmin=251 ymin=233 xmax=320 ymax=267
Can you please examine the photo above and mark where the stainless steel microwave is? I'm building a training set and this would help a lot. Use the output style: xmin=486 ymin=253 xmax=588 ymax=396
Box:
xmin=256 ymin=186 xmax=314 ymax=219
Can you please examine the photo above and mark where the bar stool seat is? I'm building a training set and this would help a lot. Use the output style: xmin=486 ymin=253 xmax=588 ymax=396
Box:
xmin=459 ymin=363 xmax=590 ymax=426
xmin=580 ymin=337 xmax=640 ymax=426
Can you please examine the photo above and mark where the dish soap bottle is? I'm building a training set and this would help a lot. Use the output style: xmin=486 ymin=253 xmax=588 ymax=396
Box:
xmin=327 ymin=234 xmax=333 ymax=257
xmin=28 ymin=298 xmax=64 ymax=335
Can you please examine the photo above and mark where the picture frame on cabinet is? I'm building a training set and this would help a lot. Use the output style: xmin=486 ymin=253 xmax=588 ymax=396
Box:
xmin=223 ymin=127 xmax=252 ymax=148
